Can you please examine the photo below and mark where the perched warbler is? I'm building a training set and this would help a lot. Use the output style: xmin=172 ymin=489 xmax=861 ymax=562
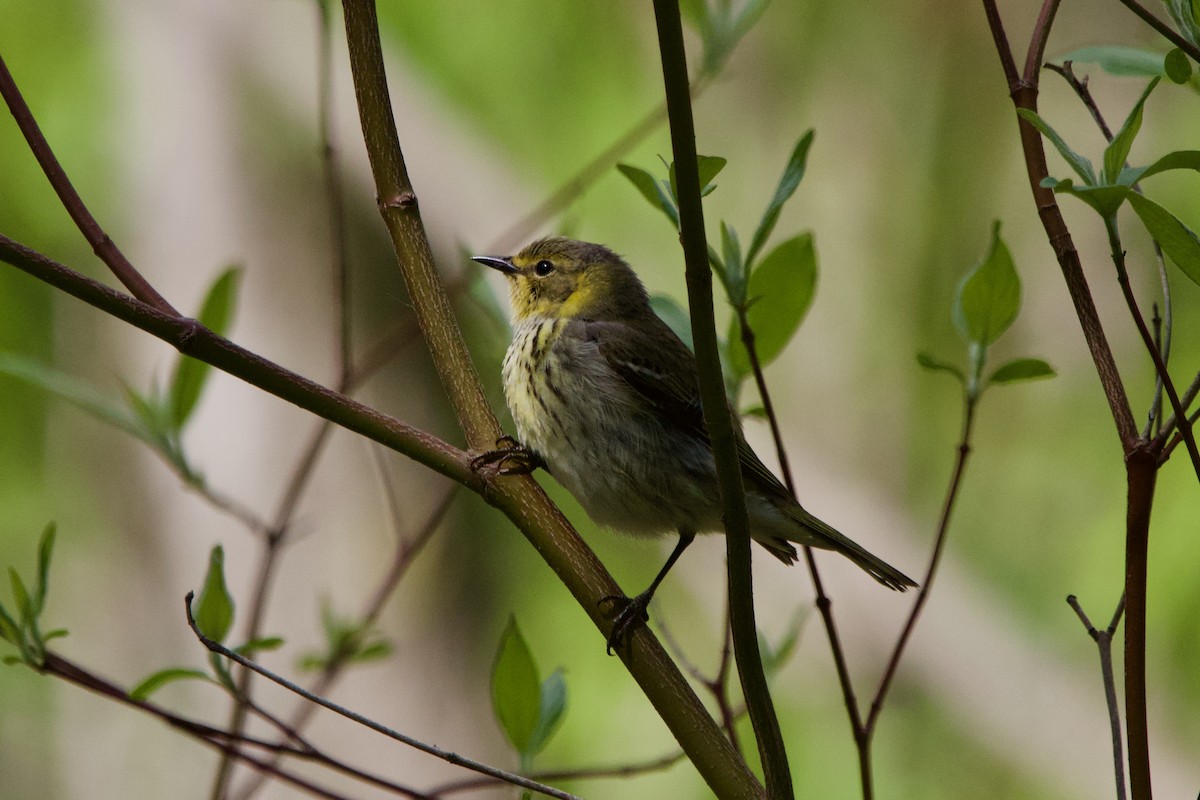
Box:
xmin=473 ymin=237 xmax=914 ymax=651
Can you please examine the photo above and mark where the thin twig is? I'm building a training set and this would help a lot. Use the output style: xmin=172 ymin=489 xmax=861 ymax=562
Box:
xmin=1113 ymin=0 xmax=1200 ymax=63
xmin=1105 ymin=220 xmax=1200 ymax=480
xmin=38 ymin=653 xmax=429 ymax=800
xmin=867 ymin=397 xmax=977 ymax=732
xmin=0 ymin=234 xmax=479 ymax=486
xmin=426 ymin=749 xmax=687 ymax=797
xmin=184 ymin=593 xmax=582 ymax=800
xmin=1067 ymin=594 xmax=1129 ymax=800
xmin=1045 ymin=63 xmax=1178 ymax=450
xmin=0 ymin=53 xmax=178 ymax=315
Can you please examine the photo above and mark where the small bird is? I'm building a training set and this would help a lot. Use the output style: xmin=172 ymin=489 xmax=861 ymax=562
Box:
xmin=473 ymin=237 xmax=914 ymax=652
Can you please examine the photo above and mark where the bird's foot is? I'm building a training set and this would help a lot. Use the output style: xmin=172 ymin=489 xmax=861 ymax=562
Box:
xmin=471 ymin=435 xmax=542 ymax=476
xmin=598 ymin=592 xmax=652 ymax=655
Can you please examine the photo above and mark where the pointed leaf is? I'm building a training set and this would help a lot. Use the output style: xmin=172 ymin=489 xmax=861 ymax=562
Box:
xmin=1127 ymin=193 xmax=1200 ymax=286
xmin=953 ymin=222 xmax=1021 ymax=347
xmin=727 ymin=233 xmax=818 ymax=377
xmin=1103 ymin=78 xmax=1160 ymax=183
xmin=650 ymin=295 xmax=694 ymax=352
xmin=1016 ymin=109 xmax=1097 ymax=185
xmin=1056 ymin=46 xmax=1172 ymax=78
xmin=720 ymin=221 xmax=744 ymax=301
xmin=987 ymin=358 xmax=1056 ymax=385
xmin=349 ymin=640 xmax=392 ymax=663
xmin=8 ymin=568 xmax=32 ymax=625
xmin=193 ymin=546 xmax=235 ymax=644
xmin=34 ymin=523 xmax=55 ymax=615
xmin=234 ymin=636 xmax=285 ymax=656
xmin=746 ymin=131 xmax=814 ymax=268
xmin=0 ymin=353 xmax=144 ymax=440
xmin=697 ymin=155 xmax=728 ymax=194
xmin=1127 ymin=150 xmax=1200 ymax=184
xmin=491 ymin=618 xmax=540 ymax=755
xmin=526 ymin=668 xmax=567 ymax=756
xmin=916 ymin=351 xmax=966 ymax=383
xmin=169 ymin=267 xmax=241 ymax=429
xmin=129 ymin=668 xmax=212 ymax=702
xmin=760 ymin=610 xmax=805 ymax=676
xmin=0 ymin=602 xmax=20 ymax=644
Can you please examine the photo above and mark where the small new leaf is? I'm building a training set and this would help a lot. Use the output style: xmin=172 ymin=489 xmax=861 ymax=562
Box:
xmin=491 ymin=617 xmax=541 ymax=755
xmin=193 ymin=546 xmax=235 ymax=645
xmin=988 ymin=358 xmax=1056 ymax=385
xmin=1016 ymin=109 xmax=1097 ymax=185
xmin=953 ymin=222 xmax=1021 ymax=348
xmin=1056 ymin=46 xmax=1174 ymax=79
xmin=129 ymin=668 xmax=211 ymax=702
xmin=916 ymin=351 xmax=966 ymax=384
xmin=169 ymin=267 xmax=242 ymax=429
xmin=34 ymin=523 xmax=55 ymax=615
xmin=650 ymin=295 xmax=695 ymax=352
xmin=526 ymin=668 xmax=567 ymax=757
xmin=617 ymin=164 xmax=680 ymax=229
xmin=1127 ymin=193 xmax=1200 ymax=287
xmin=1103 ymin=78 xmax=1160 ymax=184
xmin=1164 ymin=48 xmax=1193 ymax=83
xmin=746 ymin=131 xmax=814 ymax=268
xmin=727 ymin=233 xmax=817 ymax=377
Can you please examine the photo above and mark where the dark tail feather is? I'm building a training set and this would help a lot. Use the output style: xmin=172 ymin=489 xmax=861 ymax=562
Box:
xmin=780 ymin=506 xmax=917 ymax=591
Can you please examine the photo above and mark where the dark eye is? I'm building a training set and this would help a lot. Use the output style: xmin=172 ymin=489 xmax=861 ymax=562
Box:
xmin=534 ymin=259 xmax=555 ymax=277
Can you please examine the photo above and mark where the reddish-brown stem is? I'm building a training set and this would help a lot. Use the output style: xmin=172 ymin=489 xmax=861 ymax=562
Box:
xmin=1124 ymin=447 xmax=1156 ymax=800
xmin=0 ymin=53 xmax=178 ymax=316
xmin=868 ymin=398 xmax=976 ymax=733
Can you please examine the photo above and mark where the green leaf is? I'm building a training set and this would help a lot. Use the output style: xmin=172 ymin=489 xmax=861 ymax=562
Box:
xmin=650 ymin=294 xmax=694 ymax=352
xmin=526 ymin=668 xmax=567 ymax=756
xmin=1057 ymin=183 xmax=1131 ymax=218
xmin=741 ymin=404 xmax=768 ymax=418
xmin=1127 ymin=193 xmax=1200 ymax=287
xmin=1124 ymin=150 xmax=1200 ymax=184
xmin=169 ymin=267 xmax=241 ymax=429
xmin=42 ymin=629 xmax=68 ymax=643
xmin=953 ymin=223 xmax=1021 ymax=348
xmin=1016 ymin=109 xmax=1097 ymax=185
xmin=987 ymin=358 xmax=1056 ymax=385
xmin=746 ymin=131 xmax=814 ymax=268
xmin=1164 ymin=48 xmax=1193 ymax=83
xmin=0 ymin=602 xmax=20 ymax=644
xmin=616 ymin=163 xmax=679 ymax=229
xmin=129 ymin=668 xmax=211 ymax=702
xmin=669 ymin=154 xmax=727 ymax=201
xmin=9 ymin=568 xmax=32 ymax=624
xmin=1056 ymin=45 xmax=1173 ymax=78
xmin=0 ymin=352 xmax=145 ymax=440
xmin=698 ymin=155 xmax=728 ymax=195
xmin=916 ymin=351 xmax=966 ymax=383
xmin=234 ymin=636 xmax=285 ymax=656
xmin=1103 ymin=78 xmax=1160 ymax=183
xmin=1163 ymin=0 xmax=1200 ymax=50
xmin=193 ymin=546 xmax=235 ymax=644
xmin=720 ymin=221 xmax=744 ymax=300
xmin=491 ymin=618 xmax=541 ymax=755
xmin=34 ymin=523 xmax=55 ymax=615
xmin=727 ymin=234 xmax=818 ymax=377
xmin=760 ymin=610 xmax=805 ymax=676
xmin=349 ymin=640 xmax=392 ymax=663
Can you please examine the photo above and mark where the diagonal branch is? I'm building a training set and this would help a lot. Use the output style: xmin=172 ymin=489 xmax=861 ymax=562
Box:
xmin=0 ymin=52 xmax=178 ymax=315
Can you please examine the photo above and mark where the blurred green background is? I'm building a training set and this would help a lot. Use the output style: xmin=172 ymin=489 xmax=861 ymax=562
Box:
xmin=1 ymin=1 xmax=1198 ymax=798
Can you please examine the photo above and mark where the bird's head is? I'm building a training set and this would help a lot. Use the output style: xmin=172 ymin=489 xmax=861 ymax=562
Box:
xmin=473 ymin=237 xmax=649 ymax=322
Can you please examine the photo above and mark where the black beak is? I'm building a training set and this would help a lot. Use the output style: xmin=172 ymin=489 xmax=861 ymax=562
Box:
xmin=471 ymin=255 xmax=518 ymax=275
